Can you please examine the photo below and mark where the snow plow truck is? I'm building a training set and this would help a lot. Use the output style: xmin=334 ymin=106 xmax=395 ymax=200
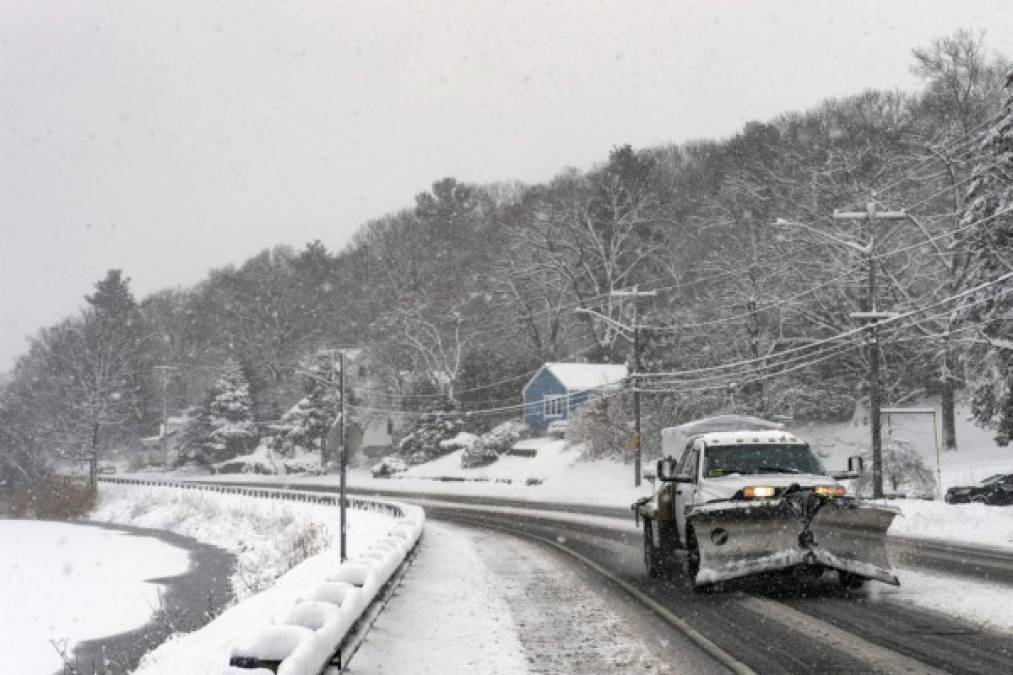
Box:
xmin=632 ymin=415 xmax=900 ymax=590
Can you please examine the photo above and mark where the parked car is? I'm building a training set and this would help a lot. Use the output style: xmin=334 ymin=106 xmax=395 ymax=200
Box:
xmin=96 ymin=462 xmax=118 ymax=475
xmin=945 ymin=473 xmax=1013 ymax=505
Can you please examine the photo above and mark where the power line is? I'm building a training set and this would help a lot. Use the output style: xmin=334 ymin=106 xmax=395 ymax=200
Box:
xmin=636 ymin=269 xmax=1013 ymax=382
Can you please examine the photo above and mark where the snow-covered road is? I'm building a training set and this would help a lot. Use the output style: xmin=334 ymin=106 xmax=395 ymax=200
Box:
xmin=351 ymin=522 xmax=722 ymax=674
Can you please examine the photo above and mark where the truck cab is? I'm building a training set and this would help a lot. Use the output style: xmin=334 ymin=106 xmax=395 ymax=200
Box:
xmin=670 ymin=430 xmax=841 ymax=547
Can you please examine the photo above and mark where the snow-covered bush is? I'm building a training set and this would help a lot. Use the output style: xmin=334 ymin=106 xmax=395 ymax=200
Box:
xmin=371 ymin=456 xmax=408 ymax=478
xmin=279 ymin=449 xmax=326 ymax=475
xmin=212 ymin=446 xmax=282 ymax=475
xmin=460 ymin=419 xmax=527 ymax=468
xmin=441 ymin=432 xmax=479 ymax=452
xmin=397 ymin=412 xmax=466 ymax=464
xmin=566 ymin=396 xmax=629 ymax=461
xmin=855 ymin=439 xmax=937 ymax=498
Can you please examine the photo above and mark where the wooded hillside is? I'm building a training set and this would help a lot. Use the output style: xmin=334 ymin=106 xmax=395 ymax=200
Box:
xmin=2 ymin=30 xmax=1011 ymax=480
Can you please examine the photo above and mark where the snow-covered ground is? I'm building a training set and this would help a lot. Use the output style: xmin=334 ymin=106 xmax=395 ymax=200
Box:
xmin=885 ymin=498 xmax=1013 ymax=549
xmin=95 ymin=483 xmax=389 ymax=599
xmin=182 ymin=439 xmax=656 ymax=509
xmin=877 ymin=567 xmax=1013 ymax=634
xmin=91 ymin=483 xmax=401 ymax=673
xmin=0 ymin=520 xmax=190 ymax=675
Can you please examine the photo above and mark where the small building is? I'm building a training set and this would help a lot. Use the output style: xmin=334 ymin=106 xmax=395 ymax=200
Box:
xmin=521 ymin=362 xmax=628 ymax=433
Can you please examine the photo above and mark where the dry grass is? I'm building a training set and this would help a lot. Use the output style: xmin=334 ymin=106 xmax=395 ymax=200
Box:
xmin=0 ymin=476 xmax=96 ymax=520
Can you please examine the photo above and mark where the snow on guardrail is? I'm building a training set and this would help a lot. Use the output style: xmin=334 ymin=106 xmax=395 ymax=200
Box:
xmin=97 ymin=476 xmax=425 ymax=675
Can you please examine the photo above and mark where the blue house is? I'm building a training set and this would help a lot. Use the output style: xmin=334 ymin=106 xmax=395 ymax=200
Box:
xmin=521 ymin=362 xmax=628 ymax=433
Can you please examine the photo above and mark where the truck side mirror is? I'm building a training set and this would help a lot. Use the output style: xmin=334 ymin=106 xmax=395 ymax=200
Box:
xmin=642 ymin=468 xmax=657 ymax=488
xmin=832 ymin=455 xmax=865 ymax=480
xmin=657 ymin=458 xmax=678 ymax=481
xmin=657 ymin=458 xmax=693 ymax=482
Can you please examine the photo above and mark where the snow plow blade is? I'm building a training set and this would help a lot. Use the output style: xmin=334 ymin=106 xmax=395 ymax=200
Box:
xmin=689 ymin=497 xmax=900 ymax=586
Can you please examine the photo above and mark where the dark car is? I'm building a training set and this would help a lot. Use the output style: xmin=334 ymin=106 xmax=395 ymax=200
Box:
xmin=945 ymin=473 xmax=1013 ymax=505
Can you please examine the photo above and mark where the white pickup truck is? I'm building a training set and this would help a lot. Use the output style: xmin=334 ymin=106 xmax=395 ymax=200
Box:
xmin=633 ymin=416 xmax=899 ymax=590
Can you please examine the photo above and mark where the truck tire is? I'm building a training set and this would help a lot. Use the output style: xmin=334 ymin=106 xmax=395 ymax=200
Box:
xmin=656 ymin=520 xmax=678 ymax=576
xmin=643 ymin=519 xmax=662 ymax=578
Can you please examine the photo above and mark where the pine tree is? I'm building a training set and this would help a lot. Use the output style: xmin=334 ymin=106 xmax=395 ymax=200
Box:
xmin=962 ymin=69 xmax=1013 ymax=440
xmin=274 ymin=351 xmax=338 ymax=457
xmin=203 ymin=357 xmax=258 ymax=463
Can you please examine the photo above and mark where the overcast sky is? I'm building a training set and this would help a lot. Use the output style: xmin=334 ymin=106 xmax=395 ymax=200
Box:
xmin=1 ymin=0 xmax=1012 ymax=371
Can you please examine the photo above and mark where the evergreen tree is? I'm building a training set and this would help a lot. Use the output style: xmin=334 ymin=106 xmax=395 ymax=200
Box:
xmin=203 ymin=357 xmax=258 ymax=463
xmin=272 ymin=351 xmax=338 ymax=458
xmin=962 ymin=69 xmax=1013 ymax=440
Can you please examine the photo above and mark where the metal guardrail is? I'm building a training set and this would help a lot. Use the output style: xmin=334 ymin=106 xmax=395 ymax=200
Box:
xmin=97 ymin=475 xmax=425 ymax=675
xmin=97 ymin=475 xmax=408 ymax=519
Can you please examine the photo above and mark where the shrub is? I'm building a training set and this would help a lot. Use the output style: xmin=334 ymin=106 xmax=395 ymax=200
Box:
xmin=566 ymin=396 xmax=630 ymax=461
xmin=0 ymin=476 xmax=96 ymax=519
xmin=854 ymin=439 xmax=937 ymax=498
xmin=460 ymin=419 xmax=527 ymax=468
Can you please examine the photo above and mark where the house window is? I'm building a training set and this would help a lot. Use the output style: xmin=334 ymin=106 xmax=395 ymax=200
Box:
xmin=543 ymin=394 xmax=564 ymax=418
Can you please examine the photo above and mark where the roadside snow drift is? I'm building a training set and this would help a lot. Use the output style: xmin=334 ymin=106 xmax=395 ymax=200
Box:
xmin=94 ymin=477 xmax=423 ymax=675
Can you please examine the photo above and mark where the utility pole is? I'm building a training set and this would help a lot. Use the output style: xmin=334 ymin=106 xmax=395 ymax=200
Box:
xmin=339 ymin=348 xmax=347 ymax=562
xmin=153 ymin=365 xmax=177 ymax=468
xmin=319 ymin=347 xmax=352 ymax=562
xmin=834 ymin=198 xmax=906 ymax=499
xmin=609 ymin=287 xmax=657 ymax=487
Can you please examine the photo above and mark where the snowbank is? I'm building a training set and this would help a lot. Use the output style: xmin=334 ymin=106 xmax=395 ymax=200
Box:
xmin=95 ymin=477 xmax=423 ymax=675
xmin=885 ymin=498 xmax=1013 ymax=550
xmin=95 ymin=481 xmax=389 ymax=599
xmin=878 ymin=567 xmax=1013 ymax=634
xmin=226 ymin=505 xmax=423 ymax=675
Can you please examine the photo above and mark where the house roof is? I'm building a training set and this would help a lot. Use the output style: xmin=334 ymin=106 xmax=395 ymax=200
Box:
xmin=522 ymin=362 xmax=628 ymax=395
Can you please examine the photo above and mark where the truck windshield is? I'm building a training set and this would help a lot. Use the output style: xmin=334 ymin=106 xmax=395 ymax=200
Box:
xmin=702 ymin=444 xmax=826 ymax=477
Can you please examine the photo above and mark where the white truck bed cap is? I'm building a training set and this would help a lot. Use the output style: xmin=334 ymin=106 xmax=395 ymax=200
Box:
xmin=661 ymin=415 xmax=786 ymax=458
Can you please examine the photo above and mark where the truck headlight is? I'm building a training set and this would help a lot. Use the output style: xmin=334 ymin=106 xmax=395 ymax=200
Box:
xmin=742 ymin=486 xmax=776 ymax=498
xmin=814 ymin=485 xmax=846 ymax=498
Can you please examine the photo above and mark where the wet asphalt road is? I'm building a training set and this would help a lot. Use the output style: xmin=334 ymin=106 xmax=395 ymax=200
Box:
xmin=63 ymin=521 xmax=233 ymax=675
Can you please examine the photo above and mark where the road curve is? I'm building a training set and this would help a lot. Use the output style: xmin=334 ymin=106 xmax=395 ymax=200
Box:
xmin=177 ymin=478 xmax=1013 ymax=674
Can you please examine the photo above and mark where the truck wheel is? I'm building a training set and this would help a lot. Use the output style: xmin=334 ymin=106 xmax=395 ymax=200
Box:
xmin=838 ymin=570 xmax=866 ymax=590
xmin=643 ymin=520 xmax=661 ymax=578
xmin=657 ymin=520 xmax=678 ymax=576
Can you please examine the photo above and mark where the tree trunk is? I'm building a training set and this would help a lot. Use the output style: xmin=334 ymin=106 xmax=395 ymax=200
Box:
xmin=88 ymin=422 xmax=100 ymax=489
xmin=940 ymin=377 xmax=957 ymax=451
xmin=940 ymin=344 xmax=958 ymax=450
